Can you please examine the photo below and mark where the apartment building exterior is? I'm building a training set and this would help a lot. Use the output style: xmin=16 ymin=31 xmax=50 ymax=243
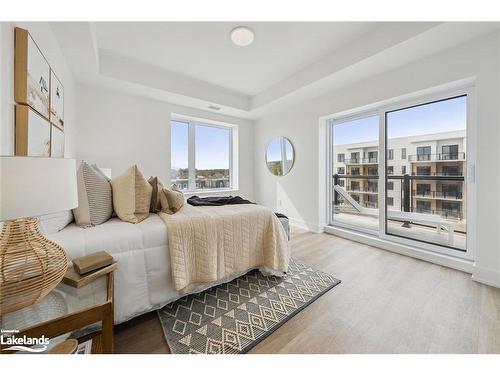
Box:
xmin=333 ymin=130 xmax=466 ymax=222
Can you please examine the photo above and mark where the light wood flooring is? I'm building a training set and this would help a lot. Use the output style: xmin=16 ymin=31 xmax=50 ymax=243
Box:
xmin=114 ymin=228 xmax=500 ymax=354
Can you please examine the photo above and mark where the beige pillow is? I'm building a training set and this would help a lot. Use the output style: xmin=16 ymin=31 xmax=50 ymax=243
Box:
xmin=147 ymin=176 xmax=164 ymax=213
xmin=159 ymin=185 xmax=184 ymax=214
xmin=111 ymin=165 xmax=152 ymax=223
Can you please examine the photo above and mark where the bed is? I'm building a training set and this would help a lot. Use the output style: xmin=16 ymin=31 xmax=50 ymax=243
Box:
xmin=47 ymin=206 xmax=290 ymax=324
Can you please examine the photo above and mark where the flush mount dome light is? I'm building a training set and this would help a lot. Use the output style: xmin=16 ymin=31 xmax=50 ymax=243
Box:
xmin=230 ymin=26 xmax=254 ymax=46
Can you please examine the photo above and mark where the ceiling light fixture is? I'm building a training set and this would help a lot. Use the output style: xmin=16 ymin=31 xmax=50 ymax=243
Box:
xmin=230 ymin=26 xmax=254 ymax=47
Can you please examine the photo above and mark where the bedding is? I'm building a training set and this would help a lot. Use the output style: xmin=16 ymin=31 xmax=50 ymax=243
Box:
xmin=111 ymin=165 xmax=152 ymax=223
xmin=159 ymin=203 xmax=290 ymax=293
xmin=147 ymin=176 xmax=163 ymax=213
xmin=38 ymin=210 xmax=74 ymax=235
xmin=48 ymin=205 xmax=290 ymax=324
xmin=73 ymin=161 xmax=113 ymax=227
xmin=159 ymin=185 xmax=184 ymax=214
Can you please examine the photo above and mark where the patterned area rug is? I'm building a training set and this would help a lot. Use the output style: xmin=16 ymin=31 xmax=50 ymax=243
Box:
xmin=157 ymin=258 xmax=340 ymax=354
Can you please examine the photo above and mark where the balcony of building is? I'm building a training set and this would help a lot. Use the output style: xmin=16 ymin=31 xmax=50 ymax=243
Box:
xmin=408 ymin=152 xmax=466 ymax=162
xmin=412 ymin=190 xmax=463 ymax=201
xmin=344 ymin=157 xmax=379 ymax=165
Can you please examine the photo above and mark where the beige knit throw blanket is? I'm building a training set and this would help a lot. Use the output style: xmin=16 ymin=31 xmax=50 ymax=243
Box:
xmin=159 ymin=204 xmax=290 ymax=293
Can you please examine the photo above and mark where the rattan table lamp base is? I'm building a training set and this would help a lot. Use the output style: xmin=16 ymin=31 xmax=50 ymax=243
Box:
xmin=0 ymin=218 xmax=69 ymax=314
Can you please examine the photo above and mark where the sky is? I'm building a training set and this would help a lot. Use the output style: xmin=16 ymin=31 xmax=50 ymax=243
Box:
xmin=266 ymin=137 xmax=294 ymax=162
xmin=171 ymin=120 xmax=230 ymax=170
xmin=333 ymin=96 xmax=467 ymax=145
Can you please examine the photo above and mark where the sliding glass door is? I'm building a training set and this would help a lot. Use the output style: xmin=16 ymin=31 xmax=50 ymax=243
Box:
xmin=385 ymin=96 xmax=467 ymax=251
xmin=331 ymin=114 xmax=380 ymax=233
xmin=329 ymin=89 xmax=473 ymax=258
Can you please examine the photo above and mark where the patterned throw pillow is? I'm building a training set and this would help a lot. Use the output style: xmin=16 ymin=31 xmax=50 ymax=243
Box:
xmin=111 ymin=165 xmax=152 ymax=223
xmin=73 ymin=161 xmax=113 ymax=227
xmin=147 ymin=176 xmax=164 ymax=213
xmin=159 ymin=185 xmax=184 ymax=214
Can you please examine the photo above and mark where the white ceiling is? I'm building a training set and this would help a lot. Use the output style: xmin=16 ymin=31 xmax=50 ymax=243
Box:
xmin=51 ymin=22 xmax=500 ymax=119
xmin=94 ymin=22 xmax=381 ymax=96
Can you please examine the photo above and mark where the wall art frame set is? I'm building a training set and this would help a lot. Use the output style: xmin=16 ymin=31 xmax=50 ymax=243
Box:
xmin=14 ymin=27 xmax=65 ymax=158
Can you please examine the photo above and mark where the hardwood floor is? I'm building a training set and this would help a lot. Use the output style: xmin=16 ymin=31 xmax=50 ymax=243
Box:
xmin=114 ymin=228 xmax=500 ymax=354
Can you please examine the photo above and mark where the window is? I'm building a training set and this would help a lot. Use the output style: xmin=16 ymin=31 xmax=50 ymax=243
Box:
xmin=337 ymin=167 xmax=345 ymax=175
xmin=330 ymin=114 xmax=380 ymax=232
xmin=441 ymin=184 xmax=461 ymax=199
xmin=442 ymin=202 xmax=461 ymax=218
xmin=337 ymin=153 xmax=345 ymax=162
xmin=416 ymin=200 xmax=431 ymax=213
xmin=366 ymin=194 xmax=377 ymax=207
xmin=330 ymin=92 xmax=469 ymax=254
xmin=442 ymin=166 xmax=460 ymax=176
xmin=367 ymin=181 xmax=378 ymax=193
xmin=368 ymin=151 xmax=378 ymax=163
xmin=416 ymin=166 xmax=431 ymax=176
xmin=386 ymin=95 xmax=467 ymax=251
xmin=416 ymin=184 xmax=431 ymax=196
xmin=417 ymin=146 xmax=431 ymax=161
xmin=441 ymin=145 xmax=459 ymax=160
xmin=338 ymin=179 xmax=345 ymax=187
xmin=171 ymin=120 xmax=189 ymax=190
xmin=171 ymin=117 xmax=234 ymax=191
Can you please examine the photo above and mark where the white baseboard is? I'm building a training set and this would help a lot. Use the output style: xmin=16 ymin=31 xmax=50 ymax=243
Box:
xmin=289 ymin=218 xmax=323 ymax=233
xmin=324 ymin=225 xmax=474 ymax=274
xmin=471 ymin=265 xmax=500 ymax=288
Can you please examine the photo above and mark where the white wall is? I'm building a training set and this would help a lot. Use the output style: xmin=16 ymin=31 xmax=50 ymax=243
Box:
xmin=254 ymin=31 xmax=500 ymax=286
xmin=0 ymin=22 xmax=77 ymax=157
xmin=76 ymin=84 xmax=255 ymax=199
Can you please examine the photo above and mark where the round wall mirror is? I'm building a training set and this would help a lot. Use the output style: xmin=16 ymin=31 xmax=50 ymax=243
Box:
xmin=266 ymin=137 xmax=295 ymax=176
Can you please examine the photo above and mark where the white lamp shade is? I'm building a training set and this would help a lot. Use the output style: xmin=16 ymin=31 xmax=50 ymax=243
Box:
xmin=0 ymin=157 xmax=78 ymax=221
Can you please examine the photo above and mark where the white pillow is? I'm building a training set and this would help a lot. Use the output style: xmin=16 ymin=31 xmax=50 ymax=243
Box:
xmin=38 ymin=210 xmax=74 ymax=235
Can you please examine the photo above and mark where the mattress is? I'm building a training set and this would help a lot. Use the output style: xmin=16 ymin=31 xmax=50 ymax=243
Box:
xmin=47 ymin=214 xmax=267 ymax=324
xmin=47 ymin=215 xmax=179 ymax=323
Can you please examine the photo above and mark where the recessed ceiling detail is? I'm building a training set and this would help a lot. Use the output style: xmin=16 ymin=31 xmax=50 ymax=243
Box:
xmin=50 ymin=22 xmax=500 ymax=120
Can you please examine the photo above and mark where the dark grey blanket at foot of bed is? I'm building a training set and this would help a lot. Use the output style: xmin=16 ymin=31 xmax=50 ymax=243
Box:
xmin=187 ymin=195 xmax=288 ymax=219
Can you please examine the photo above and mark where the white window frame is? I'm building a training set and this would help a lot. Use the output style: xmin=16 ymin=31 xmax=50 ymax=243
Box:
xmin=171 ymin=114 xmax=238 ymax=193
xmin=324 ymin=83 xmax=476 ymax=261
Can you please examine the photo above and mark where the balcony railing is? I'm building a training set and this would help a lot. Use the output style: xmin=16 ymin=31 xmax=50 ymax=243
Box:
xmin=344 ymin=157 xmax=378 ymax=164
xmin=408 ymin=152 xmax=465 ymax=162
xmin=412 ymin=208 xmax=463 ymax=220
xmin=333 ymin=173 xmax=465 ymax=221
xmin=412 ymin=171 xmax=463 ymax=177
xmin=347 ymin=186 xmax=379 ymax=193
xmin=412 ymin=190 xmax=463 ymax=200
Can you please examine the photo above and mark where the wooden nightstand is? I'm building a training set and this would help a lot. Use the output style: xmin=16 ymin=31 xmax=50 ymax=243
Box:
xmin=0 ymin=261 xmax=116 ymax=354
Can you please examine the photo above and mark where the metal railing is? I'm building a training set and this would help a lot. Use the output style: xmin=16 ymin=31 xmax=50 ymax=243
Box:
xmin=412 ymin=190 xmax=463 ymax=200
xmin=333 ymin=173 xmax=465 ymax=220
xmin=344 ymin=157 xmax=378 ymax=164
xmin=412 ymin=208 xmax=463 ymax=220
xmin=408 ymin=152 xmax=465 ymax=162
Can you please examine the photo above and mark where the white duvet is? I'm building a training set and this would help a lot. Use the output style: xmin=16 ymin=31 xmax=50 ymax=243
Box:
xmin=48 ymin=213 xmax=289 ymax=324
